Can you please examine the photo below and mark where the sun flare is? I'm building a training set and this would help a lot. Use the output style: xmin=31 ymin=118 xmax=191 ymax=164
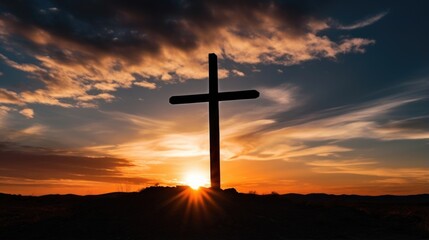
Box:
xmin=183 ymin=171 xmax=209 ymax=190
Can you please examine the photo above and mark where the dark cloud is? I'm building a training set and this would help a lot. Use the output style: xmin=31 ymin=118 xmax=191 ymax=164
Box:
xmin=0 ymin=0 xmax=317 ymax=61
xmin=0 ymin=142 xmax=149 ymax=184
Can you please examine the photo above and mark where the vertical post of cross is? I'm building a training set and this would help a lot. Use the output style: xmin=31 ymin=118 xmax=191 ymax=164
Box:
xmin=208 ymin=53 xmax=221 ymax=190
xmin=169 ymin=53 xmax=259 ymax=190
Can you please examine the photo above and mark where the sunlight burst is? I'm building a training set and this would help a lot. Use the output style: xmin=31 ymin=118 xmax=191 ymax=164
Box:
xmin=183 ymin=171 xmax=209 ymax=190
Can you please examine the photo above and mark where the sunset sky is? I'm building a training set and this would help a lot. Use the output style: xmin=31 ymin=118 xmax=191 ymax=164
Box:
xmin=0 ymin=0 xmax=428 ymax=195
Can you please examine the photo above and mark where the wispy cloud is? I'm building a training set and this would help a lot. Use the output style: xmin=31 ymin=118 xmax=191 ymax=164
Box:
xmin=374 ymin=116 xmax=429 ymax=140
xmin=335 ymin=11 xmax=388 ymax=30
xmin=268 ymin=79 xmax=429 ymax=142
xmin=308 ymin=159 xmax=429 ymax=182
xmin=8 ymin=124 xmax=45 ymax=139
xmin=260 ymin=83 xmax=298 ymax=105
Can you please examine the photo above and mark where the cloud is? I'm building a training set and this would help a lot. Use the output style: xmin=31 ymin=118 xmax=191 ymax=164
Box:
xmin=19 ymin=108 xmax=34 ymax=119
xmin=5 ymin=124 xmax=46 ymax=142
xmin=0 ymin=53 xmax=43 ymax=72
xmin=134 ymin=80 xmax=157 ymax=89
xmin=304 ymin=158 xmax=429 ymax=195
xmin=76 ymin=93 xmax=115 ymax=102
xmin=307 ymin=159 xmax=377 ymax=168
xmin=269 ymin=98 xmax=427 ymax=141
xmin=308 ymin=159 xmax=429 ymax=182
xmin=374 ymin=116 xmax=429 ymax=140
xmin=83 ymin=110 xmax=208 ymax=162
xmin=0 ymin=0 xmax=375 ymax=108
xmin=0 ymin=105 xmax=11 ymax=112
xmin=216 ymin=80 xmax=429 ymax=162
xmin=335 ymin=11 xmax=388 ymax=30
xmin=383 ymin=116 xmax=429 ymax=131
xmin=0 ymin=88 xmax=24 ymax=105
xmin=0 ymin=142 xmax=150 ymax=185
xmin=0 ymin=106 xmax=12 ymax=123
xmin=231 ymin=69 xmax=245 ymax=77
xmin=79 ymin=80 xmax=428 ymax=168
xmin=266 ymin=79 xmax=429 ymax=142
xmin=260 ymin=83 xmax=297 ymax=105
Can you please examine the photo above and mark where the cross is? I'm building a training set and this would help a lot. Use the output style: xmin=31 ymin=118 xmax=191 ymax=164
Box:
xmin=169 ymin=53 xmax=259 ymax=190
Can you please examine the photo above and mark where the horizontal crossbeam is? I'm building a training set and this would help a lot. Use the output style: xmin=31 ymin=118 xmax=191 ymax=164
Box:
xmin=169 ymin=90 xmax=259 ymax=105
xmin=218 ymin=90 xmax=260 ymax=101
xmin=169 ymin=93 xmax=209 ymax=104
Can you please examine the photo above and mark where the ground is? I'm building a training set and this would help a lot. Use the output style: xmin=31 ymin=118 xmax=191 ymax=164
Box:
xmin=1 ymin=187 xmax=428 ymax=239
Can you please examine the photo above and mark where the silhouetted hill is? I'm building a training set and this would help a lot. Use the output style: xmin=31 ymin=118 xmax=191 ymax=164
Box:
xmin=0 ymin=187 xmax=428 ymax=239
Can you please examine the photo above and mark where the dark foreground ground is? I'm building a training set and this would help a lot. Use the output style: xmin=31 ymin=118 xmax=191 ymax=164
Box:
xmin=0 ymin=187 xmax=428 ymax=240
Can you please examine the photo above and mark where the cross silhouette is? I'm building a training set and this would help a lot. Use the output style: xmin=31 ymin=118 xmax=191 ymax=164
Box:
xmin=169 ymin=53 xmax=259 ymax=190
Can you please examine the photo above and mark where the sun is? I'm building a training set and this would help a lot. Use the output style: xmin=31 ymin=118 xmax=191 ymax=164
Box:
xmin=183 ymin=171 xmax=209 ymax=190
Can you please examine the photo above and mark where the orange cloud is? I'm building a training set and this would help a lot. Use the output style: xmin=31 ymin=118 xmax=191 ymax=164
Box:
xmin=134 ymin=80 xmax=157 ymax=89
xmin=19 ymin=108 xmax=34 ymax=119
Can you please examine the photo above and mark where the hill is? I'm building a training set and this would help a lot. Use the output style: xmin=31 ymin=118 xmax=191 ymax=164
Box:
xmin=1 ymin=187 xmax=428 ymax=239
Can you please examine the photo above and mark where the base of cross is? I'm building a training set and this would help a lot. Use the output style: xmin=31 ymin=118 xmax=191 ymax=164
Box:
xmin=210 ymin=186 xmax=222 ymax=191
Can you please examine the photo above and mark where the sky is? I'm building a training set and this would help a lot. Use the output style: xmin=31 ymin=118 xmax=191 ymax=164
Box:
xmin=0 ymin=0 xmax=428 ymax=195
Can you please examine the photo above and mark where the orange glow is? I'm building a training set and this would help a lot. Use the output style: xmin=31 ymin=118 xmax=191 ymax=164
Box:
xmin=183 ymin=171 xmax=209 ymax=190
